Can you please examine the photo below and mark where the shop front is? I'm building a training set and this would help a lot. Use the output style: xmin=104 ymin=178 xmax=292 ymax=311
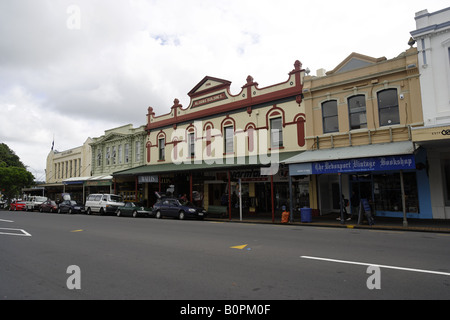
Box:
xmin=287 ymin=141 xmax=432 ymax=222
xmin=113 ymin=153 xmax=304 ymax=222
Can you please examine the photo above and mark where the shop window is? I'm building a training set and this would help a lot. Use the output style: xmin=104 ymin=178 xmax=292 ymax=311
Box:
xmin=270 ymin=117 xmax=283 ymax=148
xmin=348 ymin=95 xmax=367 ymax=130
xmin=224 ymin=126 xmax=234 ymax=153
xmin=378 ymin=89 xmax=400 ymax=126
xmin=373 ymin=172 xmax=419 ymax=213
xmin=322 ymin=100 xmax=339 ymax=133
xmin=158 ymin=137 xmax=165 ymax=161
xmin=443 ymin=159 xmax=450 ymax=206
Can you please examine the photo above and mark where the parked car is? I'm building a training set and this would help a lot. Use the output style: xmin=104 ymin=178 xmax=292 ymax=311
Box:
xmin=39 ymin=200 xmax=58 ymax=213
xmin=9 ymin=200 xmax=26 ymax=211
xmin=116 ymin=202 xmax=154 ymax=218
xmin=85 ymin=194 xmax=125 ymax=215
xmin=58 ymin=200 xmax=84 ymax=214
xmin=152 ymin=198 xmax=206 ymax=220
xmin=25 ymin=196 xmax=48 ymax=211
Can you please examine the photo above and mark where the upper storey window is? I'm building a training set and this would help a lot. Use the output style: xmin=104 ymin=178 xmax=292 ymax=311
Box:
xmin=348 ymin=95 xmax=367 ymax=130
xmin=322 ymin=100 xmax=339 ymax=133
xmin=378 ymin=89 xmax=399 ymax=126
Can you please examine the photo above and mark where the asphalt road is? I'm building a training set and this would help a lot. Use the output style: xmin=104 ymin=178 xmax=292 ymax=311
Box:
xmin=1 ymin=209 xmax=450 ymax=302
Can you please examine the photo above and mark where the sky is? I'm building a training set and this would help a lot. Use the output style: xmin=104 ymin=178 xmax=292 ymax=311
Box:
xmin=0 ymin=0 xmax=449 ymax=182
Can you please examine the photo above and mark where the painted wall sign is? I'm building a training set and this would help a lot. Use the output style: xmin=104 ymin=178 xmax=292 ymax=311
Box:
xmin=192 ymin=92 xmax=228 ymax=108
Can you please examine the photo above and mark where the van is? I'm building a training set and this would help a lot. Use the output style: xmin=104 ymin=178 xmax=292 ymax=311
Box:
xmin=85 ymin=194 xmax=125 ymax=215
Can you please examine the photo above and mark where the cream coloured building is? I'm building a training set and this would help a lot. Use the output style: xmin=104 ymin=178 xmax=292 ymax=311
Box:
xmin=114 ymin=60 xmax=307 ymax=221
xmin=44 ymin=137 xmax=93 ymax=202
xmin=286 ymin=47 xmax=432 ymax=222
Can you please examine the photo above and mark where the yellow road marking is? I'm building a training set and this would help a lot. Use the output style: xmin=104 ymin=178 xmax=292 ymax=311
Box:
xmin=230 ymin=244 xmax=248 ymax=250
xmin=71 ymin=229 xmax=84 ymax=232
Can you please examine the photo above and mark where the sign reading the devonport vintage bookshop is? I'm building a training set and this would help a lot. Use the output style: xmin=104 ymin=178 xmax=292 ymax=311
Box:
xmin=289 ymin=155 xmax=416 ymax=175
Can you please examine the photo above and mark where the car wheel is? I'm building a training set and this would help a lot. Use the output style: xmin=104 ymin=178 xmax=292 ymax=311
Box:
xmin=86 ymin=208 xmax=91 ymax=215
xmin=178 ymin=211 xmax=185 ymax=220
xmin=132 ymin=210 xmax=138 ymax=218
xmin=155 ymin=210 xmax=162 ymax=219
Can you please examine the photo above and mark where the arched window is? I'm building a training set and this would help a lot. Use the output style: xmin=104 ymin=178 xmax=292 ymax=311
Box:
xmin=378 ymin=89 xmax=399 ymax=126
xmin=348 ymin=95 xmax=367 ymax=130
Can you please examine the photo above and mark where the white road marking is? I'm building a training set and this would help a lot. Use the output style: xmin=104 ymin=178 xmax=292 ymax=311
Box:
xmin=0 ymin=219 xmax=14 ymax=223
xmin=0 ymin=228 xmax=32 ymax=237
xmin=301 ymin=256 xmax=450 ymax=277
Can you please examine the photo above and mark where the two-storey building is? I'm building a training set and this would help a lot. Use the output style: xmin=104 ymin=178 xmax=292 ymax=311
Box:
xmin=44 ymin=137 xmax=93 ymax=202
xmin=114 ymin=61 xmax=307 ymax=221
xmin=286 ymin=48 xmax=431 ymax=223
xmin=90 ymin=124 xmax=147 ymax=201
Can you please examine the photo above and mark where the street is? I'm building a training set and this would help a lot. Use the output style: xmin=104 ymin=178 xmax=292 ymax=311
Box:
xmin=1 ymin=209 xmax=449 ymax=303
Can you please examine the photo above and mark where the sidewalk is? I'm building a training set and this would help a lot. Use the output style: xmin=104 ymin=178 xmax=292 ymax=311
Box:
xmin=207 ymin=213 xmax=450 ymax=233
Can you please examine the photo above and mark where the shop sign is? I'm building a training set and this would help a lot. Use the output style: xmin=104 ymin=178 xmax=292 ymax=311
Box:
xmin=138 ymin=175 xmax=159 ymax=183
xmin=289 ymin=154 xmax=415 ymax=175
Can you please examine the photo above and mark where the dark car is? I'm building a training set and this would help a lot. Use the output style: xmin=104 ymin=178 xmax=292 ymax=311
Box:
xmin=58 ymin=200 xmax=84 ymax=214
xmin=152 ymin=198 xmax=206 ymax=220
xmin=39 ymin=200 xmax=58 ymax=213
xmin=116 ymin=202 xmax=154 ymax=218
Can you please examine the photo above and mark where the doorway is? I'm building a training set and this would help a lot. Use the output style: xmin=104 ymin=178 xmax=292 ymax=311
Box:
xmin=349 ymin=174 xmax=373 ymax=214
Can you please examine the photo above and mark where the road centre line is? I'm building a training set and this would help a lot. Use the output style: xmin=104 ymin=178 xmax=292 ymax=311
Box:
xmin=301 ymin=256 xmax=450 ymax=277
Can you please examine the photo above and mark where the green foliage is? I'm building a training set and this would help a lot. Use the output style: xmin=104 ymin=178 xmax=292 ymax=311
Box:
xmin=0 ymin=143 xmax=26 ymax=169
xmin=0 ymin=143 xmax=34 ymax=199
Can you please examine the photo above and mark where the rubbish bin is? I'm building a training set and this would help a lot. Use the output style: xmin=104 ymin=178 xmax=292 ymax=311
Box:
xmin=301 ymin=208 xmax=312 ymax=223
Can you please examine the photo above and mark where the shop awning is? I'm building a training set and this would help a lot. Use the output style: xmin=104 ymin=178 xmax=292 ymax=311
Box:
xmin=113 ymin=151 xmax=302 ymax=177
xmin=63 ymin=175 xmax=113 ymax=185
xmin=284 ymin=141 xmax=416 ymax=164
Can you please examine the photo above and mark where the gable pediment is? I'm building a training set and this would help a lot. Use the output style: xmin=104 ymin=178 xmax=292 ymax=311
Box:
xmin=327 ymin=53 xmax=387 ymax=75
xmin=188 ymin=76 xmax=232 ymax=98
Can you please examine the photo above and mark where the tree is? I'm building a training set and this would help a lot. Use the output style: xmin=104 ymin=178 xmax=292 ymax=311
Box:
xmin=0 ymin=143 xmax=34 ymax=199
xmin=0 ymin=143 xmax=26 ymax=169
